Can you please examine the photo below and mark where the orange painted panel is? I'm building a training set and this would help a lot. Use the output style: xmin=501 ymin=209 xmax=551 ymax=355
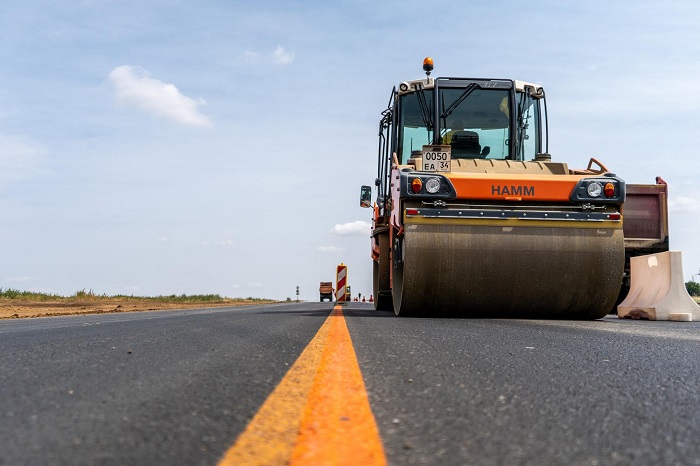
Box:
xmin=446 ymin=173 xmax=587 ymax=202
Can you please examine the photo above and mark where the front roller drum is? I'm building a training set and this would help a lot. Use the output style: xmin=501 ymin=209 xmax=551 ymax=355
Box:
xmin=392 ymin=224 xmax=624 ymax=319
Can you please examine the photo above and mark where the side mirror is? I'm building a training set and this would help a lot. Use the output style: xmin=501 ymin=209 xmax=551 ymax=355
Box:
xmin=360 ymin=185 xmax=372 ymax=208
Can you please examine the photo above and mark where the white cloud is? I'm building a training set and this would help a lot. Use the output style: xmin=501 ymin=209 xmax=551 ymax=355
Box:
xmin=273 ymin=46 xmax=295 ymax=65
xmin=330 ymin=220 xmax=371 ymax=236
xmin=318 ymin=246 xmax=343 ymax=253
xmin=669 ymin=196 xmax=700 ymax=213
xmin=156 ymin=236 xmax=169 ymax=242
xmin=108 ymin=65 xmax=212 ymax=127
xmin=243 ymin=46 xmax=295 ymax=66
xmin=248 ymin=282 xmax=263 ymax=288
xmin=202 ymin=239 xmax=233 ymax=246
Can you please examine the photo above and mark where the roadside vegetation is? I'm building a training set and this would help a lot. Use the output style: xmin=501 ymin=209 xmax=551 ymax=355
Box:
xmin=0 ymin=288 xmax=273 ymax=304
xmin=685 ymin=281 xmax=700 ymax=304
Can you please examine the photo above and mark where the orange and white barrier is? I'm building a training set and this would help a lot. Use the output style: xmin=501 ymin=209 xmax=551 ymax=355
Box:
xmin=618 ymin=251 xmax=700 ymax=321
xmin=336 ymin=264 xmax=348 ymax=304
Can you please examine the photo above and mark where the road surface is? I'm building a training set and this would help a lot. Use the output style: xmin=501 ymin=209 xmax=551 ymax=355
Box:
xmin=1 ymin=301 xmax=699 ymax=465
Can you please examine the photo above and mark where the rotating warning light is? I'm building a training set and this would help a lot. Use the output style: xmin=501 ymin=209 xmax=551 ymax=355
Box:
xmin=411 ymin=177 xmax=423 ymax=193
xmin=423 ymin=57 xmax=434 ymax=75
xmin=586 ymin=181 xmax=603 ymax=198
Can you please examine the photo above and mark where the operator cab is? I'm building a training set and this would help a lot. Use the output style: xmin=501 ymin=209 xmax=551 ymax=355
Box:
xmin=363 ymin=58 xmax=550 ymax=213
xmin=394 ymin=59 xmax=548 ymax=164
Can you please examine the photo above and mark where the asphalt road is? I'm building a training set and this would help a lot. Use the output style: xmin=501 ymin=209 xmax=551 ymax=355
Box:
xmin=2 ymin=302 xmax=700 ymax=465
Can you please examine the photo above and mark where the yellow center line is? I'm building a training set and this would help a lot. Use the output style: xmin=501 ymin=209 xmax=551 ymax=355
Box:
xmin=218 ymin=305 xmax=386 ymax=466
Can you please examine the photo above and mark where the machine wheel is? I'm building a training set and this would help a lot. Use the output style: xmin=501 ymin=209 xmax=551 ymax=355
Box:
xmin=373 ymin=233 xmax=393 ymax=311
xmin=391 ymin=235 xmax=421 ymax=317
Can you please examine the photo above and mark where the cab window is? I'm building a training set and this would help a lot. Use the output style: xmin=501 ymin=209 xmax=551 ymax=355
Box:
xmin=397 ymin=91 xmax=433 ymax=163
xmin=516 ymin=91 xmax=542 ymax=160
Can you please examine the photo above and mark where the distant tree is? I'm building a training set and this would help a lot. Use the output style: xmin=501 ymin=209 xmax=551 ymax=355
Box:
xmin=686 ymin=281 xmax=700 ymax=296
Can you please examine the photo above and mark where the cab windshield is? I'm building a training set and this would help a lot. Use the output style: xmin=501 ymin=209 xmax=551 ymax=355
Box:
xmin=438 ymin=86 xmax=511 ymax=160
xmin=397 ymin=86 xmax=514 ymax=162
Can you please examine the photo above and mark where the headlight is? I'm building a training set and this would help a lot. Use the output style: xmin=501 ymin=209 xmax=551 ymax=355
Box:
xmin=586 ymin=181 xmax=603 ymax=198
xmin=570 ymin=176 xmax=625 ymax=203
xmin=425 ymin=177 xmax=441 ymax=194
xmin=401 ymin=172 xmax=457 ymax=199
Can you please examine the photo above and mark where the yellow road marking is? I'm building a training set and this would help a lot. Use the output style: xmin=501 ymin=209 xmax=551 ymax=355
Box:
xmin=218 ymin=305 xmax=386 ymax=466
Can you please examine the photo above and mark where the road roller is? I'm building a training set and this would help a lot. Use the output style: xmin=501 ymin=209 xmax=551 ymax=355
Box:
xmin=360 ymin=58 xmax=667 ymax=319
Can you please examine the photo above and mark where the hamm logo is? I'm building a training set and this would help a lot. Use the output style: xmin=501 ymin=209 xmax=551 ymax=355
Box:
xmin=491 ymin=185 xmax=535 ymax=196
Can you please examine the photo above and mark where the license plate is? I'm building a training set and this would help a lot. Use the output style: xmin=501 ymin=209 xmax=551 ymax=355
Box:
xmin=421 ymin=145 xmax=451 ymax=172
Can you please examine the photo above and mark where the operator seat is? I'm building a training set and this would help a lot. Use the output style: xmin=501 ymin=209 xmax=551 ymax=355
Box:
xmin=451 ymin=131 xmax=485 ymax=158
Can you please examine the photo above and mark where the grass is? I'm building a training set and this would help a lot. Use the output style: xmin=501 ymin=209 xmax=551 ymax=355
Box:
xmin=0 ymin=288 xmax=62 ymax=300
xmin=0 ymin=288 xmax=273 ymax=303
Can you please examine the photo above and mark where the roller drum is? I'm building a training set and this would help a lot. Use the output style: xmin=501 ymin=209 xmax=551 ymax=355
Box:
xmin=392 ymin=224 xmax=624 ymax=319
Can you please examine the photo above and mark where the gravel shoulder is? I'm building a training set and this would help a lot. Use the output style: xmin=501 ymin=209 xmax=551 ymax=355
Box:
xmin=0 ymin=299 xmax=277 ymax=319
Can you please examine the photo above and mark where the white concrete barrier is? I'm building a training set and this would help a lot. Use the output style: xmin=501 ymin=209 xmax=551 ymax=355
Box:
xmin=618 ymin=251 xmax=700 ymax=321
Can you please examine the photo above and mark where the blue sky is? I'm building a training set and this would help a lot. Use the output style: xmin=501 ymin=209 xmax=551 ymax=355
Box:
xmin=1 ymin=0 xmax=699 ymax=300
